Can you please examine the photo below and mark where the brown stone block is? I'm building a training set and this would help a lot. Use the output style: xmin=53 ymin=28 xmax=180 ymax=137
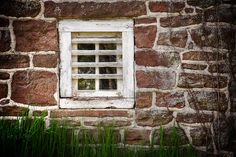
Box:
xmin=32 ymin=110 xmax=48 ymax=117
xmin=125 ymin=129 xmax=150 ymax=145
xmin=0 ymin=84 xmax=8 ymax=99
xmin=33 ymin=54 xmax=58 ymax=68
xmin=135 ymin=110 xmax=173 ymax=127
xmin=14 ymin=20 xmax=58 ymax=52
xmin=182 ymin=51 xmax=226 ymax=61
xmin=136 ymin=70 xmax=176 ymax=90
xmin=0 ymin=18 xmax=9 ymax=27
xmin=149 ymin=2 xmax=185 ymax=13
xmin=156 ymin=91 xmax=185 ymax=108
xmin=160 ymin=15 xmax=202 ymax=28
xmin=176 ymin=113 xmax=213 ymax=123
xmin=134 ymin=26 xmax=157 ymax=48
xmin=0 ymin=0 xmax=41 ymax=18
xmin=189 ymin=126 xmax=211 ymax=146
xmin=157 ymin=30 xmax=188 ymax=48
xmin=134 ymin=17 xmax=157 ymax=25
xmin=153 ymin=127 xmax=188 ymax=145
xmin=51 ymin=109 xmax=129 ymax=118
xmin=0 ymin=106 xmax=28 ymax=116
xmin=84 ymin=120 xmax=131 ymax=127
xmin=178 ymin=73 xmax=228 ymax=89
xmin=136 ymin=92 xmax=152 ymax=109
xmin=44 ymin=1 xmax=146 ymax=18
xmin=191 ymin=27 xmax=235 ymax=49
xmin=208 ymin=63 xmax=229 ymax=73
xmin=0 ymin=30 xmax=11 ymax=52
xmin=0 ymin=55 xmax=29 ymax=69
xmin=0 ymin=72 xmax=10 ymax=80
xmin=181 ymin=63 xmax=207 ymax=70
xmin=204 ymin=6 xmax=236 ymax=24
xmin=187 ymin=91 xmax=228 ymax=112
xmin=136 ymin=50 xmax=180 ymax=68
xmin=11 ymin=71 xmax=57 ymax=105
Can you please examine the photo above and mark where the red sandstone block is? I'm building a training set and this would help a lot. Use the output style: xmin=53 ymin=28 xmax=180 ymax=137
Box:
xmin=0 ymin=106 xmax=28 ymax=116
xmin=0 ymin=84 xmax=8 ymax=99
xmin=149 ymin=2 xmax=185 ymax=13
xmin=11 ymin=71 xmax=57 ymax=105
xmin=135 ymin=92 xmax=152 ymax=109
xmin=125 ymin=129 xmax=150 ymax=145
xmin=13 ymin=20 xmax=58 ymax=52
xmin=136 ymin=70 xmax=176 ymax=90
xmin=0 ymin=72 xmax=10 ymax=80
xmin=0 ymin=30 xmax=11 ymax=52
xmin=134 ymin=25 xmax=157 ymax=48
xmin=44 ymin=1 xmax=146 ymax=18
xmin=134 ymin=17 xmax=156 ymax=25
xmin=0 ymin=55 xmax=29 ymax=69
xmin=50 ymin=109 xmax=130 ymax=118
xmin=135 ymin=110 xmax=173 ymax=127
xmin=182 ymin=51 xmax=226 ymax=61
xmin=33 ymin=54 xmax=58 ymax=68
xmin=156 ymin=91 xmax=185 ymax=108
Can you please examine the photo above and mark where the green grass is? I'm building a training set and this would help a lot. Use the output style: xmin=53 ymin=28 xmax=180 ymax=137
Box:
xmin=0 ymin=116 xmax=197 ymax=157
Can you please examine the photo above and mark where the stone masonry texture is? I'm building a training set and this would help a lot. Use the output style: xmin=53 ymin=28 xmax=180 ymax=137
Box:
xmin=0 ymin=0 xmax=235 ymax=155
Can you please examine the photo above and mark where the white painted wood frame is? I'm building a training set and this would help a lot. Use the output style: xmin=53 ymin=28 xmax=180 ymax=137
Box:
xmin=59 ymin=19 xmax=134 ymax=109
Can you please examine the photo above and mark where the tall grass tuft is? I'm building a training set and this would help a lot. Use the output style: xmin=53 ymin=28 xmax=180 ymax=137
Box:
xmin=0 ymin=116 xmax=197 ymax=157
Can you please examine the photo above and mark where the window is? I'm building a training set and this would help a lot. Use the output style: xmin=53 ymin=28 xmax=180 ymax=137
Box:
xmin=59 ymin=20 xmax=134 ymax=108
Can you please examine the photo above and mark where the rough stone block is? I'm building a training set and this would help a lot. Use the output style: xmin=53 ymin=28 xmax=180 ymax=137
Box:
xmin=0 ymin=84 xmax=8 ymax=99
xmin=134 ymin=26 xmax=157 ymax=48
xmin=50 ymin=109 xmax=129 ymax=118
xmin=136 ymin=92 xmax=152 ymax=109
xmin=187 ymin=91 xmax=228 ymax=111
xmin=0 ymin=30 xmax=11 ymax=52
xmin=178 ymin=73 xmax=228 ymax=89
xmin=157 ymin=30 xmax=188 ymax=48
xmin=0 ymin=55 xmax=29 ymax=69
xmin=136 ymin=70 xmax=176 ymax=90
xmin=176 ymin=113 xmax=213 ymax=123
xmin=135 ymin=110 xmax=173 ymax=127
xmin=11 ymin=71 xmax=57 ymax=105
xmin=125 ymin=129 xmax=150 ymax=145
xmin=0 ymin=0 xmax=41 ymax=17
xmin=156 ymin=91 xmax=185 ymax=108
xmin=149 ymin=2 xmax=185 ymax=13
xmin=182 ymin=51 xmax=226 ymax=61
xmin=44 ymin=1 xmax=146 ymax=18
xmin=153 ymin=127 xmax=188 ymax=145
xmin=136 ymin=50 xmax=180 ymax=68
xmin=0 ymin=106 xmax=28 ymax=116
xmin=33 ymin=54 xmax=58 ymax=68
xmin=14 ymin=20 xmax=58 ymax=52
xmin=160 ymin=15 xmax=202 ymax=27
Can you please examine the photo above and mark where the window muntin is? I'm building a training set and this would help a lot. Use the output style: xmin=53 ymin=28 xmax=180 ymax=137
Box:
xmin=71 ymin=32 xmax=123 ymax=96
xmin=59 ymin=20 xmax=134 ymax=108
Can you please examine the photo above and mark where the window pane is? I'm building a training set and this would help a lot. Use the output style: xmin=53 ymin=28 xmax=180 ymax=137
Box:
xmin=99 ymin=79 xmax=117 ymax=90
xmin=99 ymin=67 xmax=117 ymax=74
xmin=99 ymin=55 xmax=116 ymax=62
xmin=77 ymin=44 xmax=95 ymax=50
xmin=99 ymin=43 xmax=116 ymax=50
xmin=78 ymin=56 xmax=95 ymax=62
xmin=78 ymin=67 xmax=95 ymax=74
xmin=78 ymin=79 xmax=95 ymax=90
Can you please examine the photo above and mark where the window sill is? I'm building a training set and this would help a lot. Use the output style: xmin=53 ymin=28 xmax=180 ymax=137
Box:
xmin=59 ymin=98 xmax=134 ymax=109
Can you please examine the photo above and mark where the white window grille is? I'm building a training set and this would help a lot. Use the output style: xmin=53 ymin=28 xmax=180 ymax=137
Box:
xmin=59 ymin=20 xmax=134 ymax=108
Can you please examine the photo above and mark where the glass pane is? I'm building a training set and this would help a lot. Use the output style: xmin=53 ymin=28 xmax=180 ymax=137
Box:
xmin=77 ymin=44 xmax=95 ymax=50
xmin=78 ymin=79 xmax=95 ymax=90
xmin=78 ymin=67 xmax=95 ymax=74
xmin=99 ymin=67 xmax=117 ymax=74
xmin=99 ymin=55 xmax=116 ymax=62
xmin=78 ymin=56 xmax=95 ymax=62
xmin=99 ymin=43 xmax=116 ymax=50
xmin=99 ymin=79 xmax=117 ymax=90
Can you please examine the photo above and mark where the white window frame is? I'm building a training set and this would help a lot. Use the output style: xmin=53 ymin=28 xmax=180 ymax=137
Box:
xmin=59 ymin=19 xmax=134 ymax=109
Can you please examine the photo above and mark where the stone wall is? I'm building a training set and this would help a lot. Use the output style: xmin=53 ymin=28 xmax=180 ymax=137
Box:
xmin=0 ymin=0 xmax=235 ymax=154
